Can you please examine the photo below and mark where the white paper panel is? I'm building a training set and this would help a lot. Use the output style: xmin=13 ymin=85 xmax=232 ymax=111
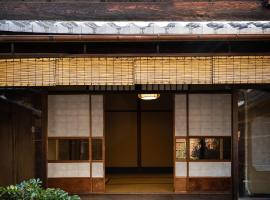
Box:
xmin=175 ymin=162 xmax=187 ymax=177
xmin=189 ymin=162 xmax=231 ymax=177
xmin=175 ymin=95 xmax=187 ymax=136
xmin=48 ymin=163 xmax=90 ymax=178
xmin=251 ymin=116 xmax=270 ymax=171
xmin=92 ymin=162 xmax=104 ymax=178
xmin=189 ymin=94 xmax=231 ymax=136
xmin=91 ymin=95 xmax=104 ymax=137
xmin=48 ymin=95 xmax=90 ymax=137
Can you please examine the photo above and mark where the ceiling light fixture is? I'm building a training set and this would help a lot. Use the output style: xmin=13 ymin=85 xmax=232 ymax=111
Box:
xmin=138 ymin=94 xmax=160 ymax=100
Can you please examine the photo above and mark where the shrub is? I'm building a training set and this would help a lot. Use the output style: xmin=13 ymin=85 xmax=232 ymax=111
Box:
xmin=0 ymin=179 xmax=80 ymax=200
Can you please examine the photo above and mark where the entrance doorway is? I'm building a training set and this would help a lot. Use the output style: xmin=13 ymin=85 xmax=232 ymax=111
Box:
xmin=105 ymin=94 xmax=173 ymax=193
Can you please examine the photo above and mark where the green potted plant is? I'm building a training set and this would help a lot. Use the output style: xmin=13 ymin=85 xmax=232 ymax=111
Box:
xmin=0 ymin=179 xmax=80 ymax=200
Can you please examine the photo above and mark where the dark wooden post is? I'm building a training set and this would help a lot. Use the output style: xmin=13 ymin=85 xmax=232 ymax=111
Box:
xmin=41 ymin=93 xmax=48 ymax=188
xmin=232 ymin=89 xmax=239 ymax=200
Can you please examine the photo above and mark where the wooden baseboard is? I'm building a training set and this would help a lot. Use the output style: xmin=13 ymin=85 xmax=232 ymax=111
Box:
xmin=174 ymin=177 xmax=187 ymax=192
xmin=189 ymin=177 xmax=231 ymax=192
xmin=48 ymin=178 xmax=92 ymax=193
xmin=92 ymin=178 xmax=105 ymax=193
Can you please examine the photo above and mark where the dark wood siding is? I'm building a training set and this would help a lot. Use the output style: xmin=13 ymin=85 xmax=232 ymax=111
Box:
xmin=0 ymin=95 xmax=43 ymax=186
xmin=0 ymin=1 xmax=269 ymax=20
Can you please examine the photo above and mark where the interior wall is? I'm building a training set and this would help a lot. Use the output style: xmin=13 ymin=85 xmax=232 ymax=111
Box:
xmin=0 ymin=98 xmax=35 ymax=186
xmin=105 ymin=94 xmax=173 ymax=168
xmin=105 ymin=112 xmax=137 ymax=167
xmin=141 ymin=112 xmax=173 ymax=167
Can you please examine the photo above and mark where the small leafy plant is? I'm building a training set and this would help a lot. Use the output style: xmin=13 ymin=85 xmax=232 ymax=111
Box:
xmin=0 ymin=179 xmax=80 ymax=200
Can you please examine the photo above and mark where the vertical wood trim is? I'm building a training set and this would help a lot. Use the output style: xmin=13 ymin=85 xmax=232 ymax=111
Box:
xmin=186 ymin=93 xmax=190 ymax=191
xmin=89 ymin=95 xmax=92 ymax=185
xmin=11 ymin=104 xmax=16 ymax=184
xmin=232 ymin=89 xmax=239 ymax=200
xmin=102 ymin=94 xmax=106 ymax=191
xmin=137 ymin=97 xmax=141 ymax=168
xmin=173 ymin=94 xmax=176 ymax=192
xmin=43 ymin=94 xmax=48 ymax=187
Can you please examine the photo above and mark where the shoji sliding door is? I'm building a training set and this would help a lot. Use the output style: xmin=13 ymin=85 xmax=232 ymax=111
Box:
xmin=174 ymin=94 xmax=232 ymax=192
xmin=47 ymin=95 xmax=105 ymax=193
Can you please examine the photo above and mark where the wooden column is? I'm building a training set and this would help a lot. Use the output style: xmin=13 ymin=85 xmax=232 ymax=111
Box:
xmin=232 ymin=89 xmax=239 ymax=200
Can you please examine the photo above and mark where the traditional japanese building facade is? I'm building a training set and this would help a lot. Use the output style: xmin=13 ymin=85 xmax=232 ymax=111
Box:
xmin=0 ymin=1 xmax=270 ymax=200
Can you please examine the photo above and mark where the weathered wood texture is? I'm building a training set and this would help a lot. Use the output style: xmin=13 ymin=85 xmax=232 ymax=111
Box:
xmin=0 ymin=1 xmax=269 ymax=20
xmin=48 ymin=178 xmax=92 ymax=193
xmin=174 ymin=178 xmax=187 ymax=192
xmin=0 ymin=97 xmax=36 ymax=186
xmin=92 ymin=178 xmax=105 ymax=193
xmin=189 ymin=178 xmax=232 ymax=192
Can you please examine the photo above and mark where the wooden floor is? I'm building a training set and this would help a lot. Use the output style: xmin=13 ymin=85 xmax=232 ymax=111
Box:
xmin=80 ymin=194 xmax=232 ymax=200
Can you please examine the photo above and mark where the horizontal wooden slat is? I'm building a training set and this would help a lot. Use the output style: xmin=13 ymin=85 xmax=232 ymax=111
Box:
xmin=0 ymin=56 xmax=269 ymax=86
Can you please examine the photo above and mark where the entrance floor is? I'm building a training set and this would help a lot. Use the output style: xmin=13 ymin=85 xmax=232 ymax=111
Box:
xmin=105 ymin=173 xmax=173 ymax=193
xmin=81 ymin=194 xmax=232 ymax=200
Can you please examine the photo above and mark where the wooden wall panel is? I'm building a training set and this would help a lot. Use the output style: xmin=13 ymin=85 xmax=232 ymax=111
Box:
xmin=141 ymin=112 xmax=173 ymax=167
xmin=48 ymin=178 xmax=92 ymax=193
xmin=0 ymin=97 xmax=37 ymax=186
xmin=105 ymin=112 xmax=137 ymax=167
xmin=189 ymin=178 xmax=231 ymax=192
xmin=0 ymin=101 xmax=13 ymax=186
xmin=174 ymin=178 xmax=187 ymax=192
xmin=13 ymin=106 xmax=35 ymax=183
xmin=92 ymin=178 xmax=105 ymax=193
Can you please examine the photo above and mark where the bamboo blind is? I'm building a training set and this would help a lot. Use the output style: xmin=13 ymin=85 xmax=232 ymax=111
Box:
xmin=0 ymin=58 xmax=56 ymax=86
xmin=134 ymin=57 xmax=212 ymax=84
xmin=56 ymin=57 xmax=134 ymax=85
xmin=213 ymin=56 xmax=270 ymax=84
xmin=0 ymin=56 xmax=269 ymax=86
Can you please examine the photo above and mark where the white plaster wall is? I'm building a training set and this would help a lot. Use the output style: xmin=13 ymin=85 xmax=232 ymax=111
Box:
xmin=92 ymin=162 xmax=104 ymax=178
xmin=91 ymin=95 xmax=104 ymax=137
xmin=175 ymin=94 xmax=187 ymax=136
xmin=48 ymin=163 xmax=90 ymax=178
xmin=189 ymin=162 xmax=231 ymax=177
xmin=175 ymin=162 xmax=187 ymax=177
xmin=48 ymin=95 xmax=90 ymax=137
xmin=189 ymin=94 xmax=231 ymax=136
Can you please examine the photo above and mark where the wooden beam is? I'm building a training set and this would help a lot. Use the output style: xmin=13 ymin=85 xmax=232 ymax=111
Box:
xmin=1 ymin=34 xmax=270 ymax=43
